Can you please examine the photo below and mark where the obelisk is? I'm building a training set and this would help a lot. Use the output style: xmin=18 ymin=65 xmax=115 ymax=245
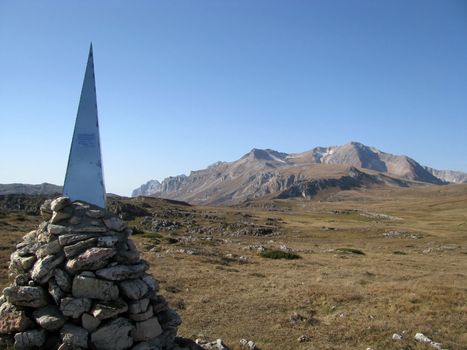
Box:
xmin=63 ymin=44 xmax=106 ymax=208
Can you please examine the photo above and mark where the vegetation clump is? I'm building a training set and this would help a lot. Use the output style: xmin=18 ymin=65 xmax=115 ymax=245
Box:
xmin=259 ymin=249 xmax=301 ymax=260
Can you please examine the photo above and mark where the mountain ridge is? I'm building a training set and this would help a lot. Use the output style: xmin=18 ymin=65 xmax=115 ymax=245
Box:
xmin=133 ymin=142 xmax=467 ymax=205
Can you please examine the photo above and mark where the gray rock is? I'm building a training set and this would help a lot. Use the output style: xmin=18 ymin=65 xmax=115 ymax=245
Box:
xmin=51 ymin=196 xmax=71 ymax=212
xmin=119 ymin=279 xmax=149 ymax=300
xmin=59 ymin=233 xmax=98 ymax=246
xmin=0 ymin=302 xmax=33 ymax=334
xmin=31 ymin=254 xmax=65 ymax=282
xmin=97 ymin=236 xmax=119 ymax=247
xmin=14 ymin=329 xmax=46 ymax=349
xmin=32 ymin=305 xmax=66 ymax=331
xmin=9 ymin=252 xmax=36 ymax=272
xmin=3 ymin=286 xmax=48 ymax=308
xmin=104 ymin=217 xmax=127 ymax=232
xmin=91 ymin=299 xmax=128 ymax=320
xmin=64 ymin=237 xmax=97 ymax=258
xmin=61 ymin=323 xmax=89 ymax=348
xmin=54 ymin=268 xmax=72 ymax=292
xmin=132 ymin=317 xmax=163 ymax=342
xmin=74 ymin=226 xmax=108 ymax=233
xmin=128 ymin=298 xmax=150 ymax=314
xmin=60 ymin=297 xmax=92 ymax=318
xmin=90 ymin=317 xmax=134 ymax=350
xmin=129 ymin=305 xmax=153 ymax=322
xmin=96 ymin=261 xmax=149 ymax=281
xmin=66 ymin=247 xmax=116 ymax=273
xmin=48 ymin=224 xmax=71 ymax=235
xmin=81 ymin=313 xmax=101 ymax=332
xmin=115 ymin=240 xmax=140 ymax=264
xmin=72 ymin=275 xmax=119 ymax=301
xmin=158 ymin=310 xmax=182 ymax=329
xmin=50 ymin=208 xmax=73 ymax=224
xmin=49 ymin=278 xmax=65 ymax=305
xmin=142 ymin=275 xmax=159 ymax=292
xmin=36 ymin=240 xmax=62 ymax=258
xmin=14 ymin=274 xmax=29 ymax=286
xmin=86 ymin=209 xmax=105 ymax=218
xmin=40 ymin=199 xmax=53 ymax=220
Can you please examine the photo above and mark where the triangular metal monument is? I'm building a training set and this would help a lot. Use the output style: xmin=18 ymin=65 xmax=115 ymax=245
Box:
xmin=63 ymin=44 xmax=106 ymax=208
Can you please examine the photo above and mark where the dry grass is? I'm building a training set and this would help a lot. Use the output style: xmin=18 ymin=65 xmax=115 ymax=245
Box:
xmin=1 ymin=185 xmax=466 ymax=349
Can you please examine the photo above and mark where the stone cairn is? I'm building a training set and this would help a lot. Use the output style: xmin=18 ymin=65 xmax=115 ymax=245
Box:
xmin=0 ymin=197 xmax=191 ymax=350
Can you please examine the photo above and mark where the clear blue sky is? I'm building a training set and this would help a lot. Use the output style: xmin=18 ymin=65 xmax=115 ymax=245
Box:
xmin=1 ymin=0 xmax=466 ymax=195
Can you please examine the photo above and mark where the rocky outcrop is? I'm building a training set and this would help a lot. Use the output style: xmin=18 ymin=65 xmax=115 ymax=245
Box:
xmin=0 ymin=196 xmax=187 ymax=350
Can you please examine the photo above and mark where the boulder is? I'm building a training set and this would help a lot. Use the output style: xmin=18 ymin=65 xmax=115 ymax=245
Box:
xmin=91 ymin=299 xmax=128 ymax=320
xmin=128 ymin=298 xmax=150 ymax=314
xmin=90 ymin=317 xmax=134 ymax=350
xmin=64 ymin=237 xmax=98 ymax=258
xmin=0 ymin=302 xmax=33 ymax=334
xmin=131 ymin=317 xmax=163 ymax=342
xmin=60 ymin=297 xmax=91 ymax=318
xmin=60 ymin=323 xmax=89 ymax=348
xmin=32 ymin=305 xmax=66 ymax=331
xmin=96 ymin=261 xmax=148 ymax=281
xmin=81 ymin=313 xmax=101 ymax=332
xmin=50 ymin=197 xmax=71 ymax=212
xmin=3 ymin=286 xmax=48 ymax=308
xmin=66 ymin=247 xmax=116 ymax=273
xmin=14 ymin=329 xmax=46 ymax=349
xmin=119 ymin=279 xmax=148 ymax=300
xmin=72 ymin=275 xmax=119 ymax=301
xmin=54 ymin=268 xmax=72 ymax=292
xmin=31 ymin=254 xmax=65 ymax=282
xmin=104 ymin=217 xmax=127 ymax=231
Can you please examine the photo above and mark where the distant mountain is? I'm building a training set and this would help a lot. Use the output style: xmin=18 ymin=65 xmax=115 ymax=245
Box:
xmin=133 ymin=142 xmax=467 ymax=205
xmin=424 ymin=167 xmax=467 ymax=184
xmin=0 ymin=183 xmax=62 ymax=195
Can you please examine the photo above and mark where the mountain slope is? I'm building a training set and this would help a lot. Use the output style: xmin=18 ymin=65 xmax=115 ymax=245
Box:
xmin=133 ymin=142 xmax=467 ymax=205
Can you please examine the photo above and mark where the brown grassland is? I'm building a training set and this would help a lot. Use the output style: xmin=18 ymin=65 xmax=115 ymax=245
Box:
xmin=1 ymin=184 xmax=466 ymax=349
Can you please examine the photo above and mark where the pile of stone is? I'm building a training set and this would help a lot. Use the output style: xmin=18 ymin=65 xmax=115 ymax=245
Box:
xmin=0 ymin=197 xmax=187 ymax=350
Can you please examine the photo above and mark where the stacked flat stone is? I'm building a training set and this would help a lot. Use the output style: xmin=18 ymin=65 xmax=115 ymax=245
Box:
xmin=0 ymin=197 xmax=182 ymax=350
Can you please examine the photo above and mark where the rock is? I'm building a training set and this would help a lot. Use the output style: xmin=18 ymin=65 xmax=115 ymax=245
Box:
xmin=51 ymin=207 xmax=73 ymax=224
xmin=75 ymin=226 xmax=108 ymax=233
xmin=96 ymin=262 xmax=149 ymax=281
xmin=14 ymin=329 xmax=46 ymax=349
xmin=72 ymin=275 xmax=119 ymax=301
xmin=54 ymin=268 xmax=72 ymax=292
xmin=48 ymin=224 xmax=71 ymax=235
xmin=196 ymin=339 xmax=228 ymax=350
xmin=115 ymin=240 xmax=140 ymax=264
xmin=3 ymin=286 xmax=48 ymax=308
xmin=132 ymin=317 xmax=163 ymax=342
xmin=392 ymin=333 xmax=403 ymax=340
xmin=59 ymin=233 xmax=98 ymax=246
xmin=158 ymin=309 xmax=182 ymax=329
xmin=240 ymin=339 xmax=257 ymax=349
xmin=69 ymin=216 xmax=81 ymax=225
xmin=119 ymin=279 xmax=149 ymax=300
xmin=86 ymin=209 xmax=105 ymax=218
xmin=0 ymin=302 xmax=33 ymax=334
xmin=90 ymin=317 xmax=134 ymax=350
xmin=104 ymin=217 xmax=127 ymax=232
xmin=129 ymin=305 xmax=153 ymax=322
xmin=414 ymin=333 xmax=443 ymax=350
xmin=91 ymin=299 xmax=128 ymax=320
xmin=49 ymin=278 xmax=65 ymax=305
xmin=61 ymin=323 xmax=88 ymax=348
xmin=14 ymin=274 xmax=29 ymax=286
xmin=81 ymin=313 xmax=101 ymax=332
xmin=40 ymin=199 xmax=53 ymax=220
xmin=151 ymin=295 xmax=169 ymax=314
xmin=32 ymin=305 xmax=66 ymax=331
xmin=142 ymin=275 xmax=159 ymax=292
xmin=51 ymin=196 xmax=71 ymax=212
xmin=297 ymin=335 xmax=311 ymax=343
xmin=64 ymin=237 xmax=97 ymax=258
xmin=9 ymin=252 xmax=36 ymax=272
xmin=66 ymin=247 xmax=116 ymax=273
xmin=36 ymin=240 xmax=62 ymax=258
xmin=31 ymin=254 xmax=65 ymax=282
xmin=128 ymin=298 xmax=150 ymax=314
xmin=60 ymin=297 xmax=91 ymax=318
xmin=97 ymin=236 xmax=119 ymax=247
